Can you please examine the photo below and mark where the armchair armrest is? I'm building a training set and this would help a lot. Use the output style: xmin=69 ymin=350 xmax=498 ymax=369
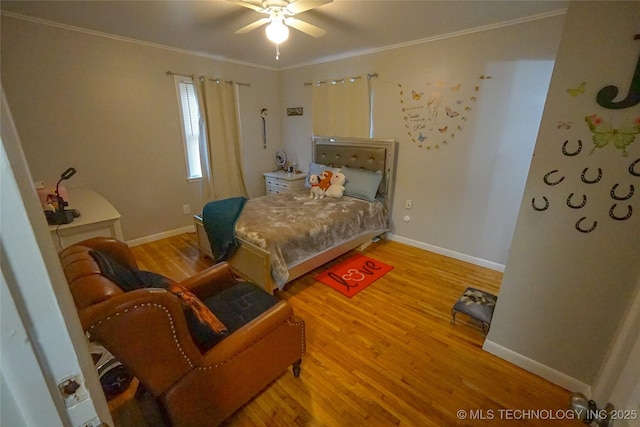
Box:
xmin=199 ymin=300 xmax=296 ymax=366
xmin=79 ymin=288 xmax=202 ymax=396
xmin=177 ymin=262 xmax=241 ymax=301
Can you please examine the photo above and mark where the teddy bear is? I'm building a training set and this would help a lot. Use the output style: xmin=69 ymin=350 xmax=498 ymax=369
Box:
xmin=324 ymin=172 xmax=346 ymax=198
xmin=308 ymin=174 xmax=325 ymax=199
xmin=318 ymin=170 xmax=333 ymax=192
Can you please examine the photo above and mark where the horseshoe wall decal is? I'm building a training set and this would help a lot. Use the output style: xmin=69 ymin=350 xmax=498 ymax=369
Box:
xmin=544 ymin=170 xmax=565 ymax=186
xmin=532 ymin=196 xmax=549 ymax=211
xmin=566 ymin=193 xmax=587 ymax=209
xmin=630 ymin=158 xmax=640 ymax=177
xmin=562 ymin=139 xmax=583 ymax=156
xmin=576 ymin=217 xmax=598 ymax=233
xmin=609 ymin=204 xmax=633 ymax=220
xmin=581 ymin=167 xmax=603 ymax=184
xmin=611 ymin=184 xmax=635 ymax=200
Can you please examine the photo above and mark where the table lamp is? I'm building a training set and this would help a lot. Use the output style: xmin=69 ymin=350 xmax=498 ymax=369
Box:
xmin=46 ymin=167 xmax=77 ymax=225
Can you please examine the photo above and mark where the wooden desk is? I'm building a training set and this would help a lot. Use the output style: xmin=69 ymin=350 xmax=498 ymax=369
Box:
xmin=49 ymin=188 xmax=123 ymax=251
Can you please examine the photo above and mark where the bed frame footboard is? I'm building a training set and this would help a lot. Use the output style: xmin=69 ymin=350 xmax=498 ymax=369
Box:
xmin=194 ymin=215 xmax=382 ymax=294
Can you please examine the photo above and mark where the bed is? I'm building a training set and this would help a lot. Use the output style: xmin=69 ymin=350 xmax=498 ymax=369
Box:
xmin=194 ymin=136 xmax=398 ymax=294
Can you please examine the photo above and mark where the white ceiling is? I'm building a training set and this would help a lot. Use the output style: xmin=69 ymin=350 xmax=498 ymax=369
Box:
xmin=0 ymin=0 xmax=568 ymax=69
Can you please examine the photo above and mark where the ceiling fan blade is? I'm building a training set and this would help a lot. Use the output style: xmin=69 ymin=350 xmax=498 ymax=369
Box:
xmin=284 ymin=17 xmax=326 ymax=37
xmin=235 ymin=17 xmax=271 ymax=34
xmin=286 ymin=0 xmax=333 ymax=15
xmin=227 ymin=0 xmax=266 ymax=13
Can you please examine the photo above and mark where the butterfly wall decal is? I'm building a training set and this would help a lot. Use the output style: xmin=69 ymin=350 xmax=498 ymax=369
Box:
xmin=445 ymin=107 xmax=460 ymax=118
xmin=412 ymin=90 xmax=424 ymax=100
xmin=567 ymin=81 xmax=586 ymax=97
xmin=584 ymin=114 xmax=640 ymax=156
xmin=451 ymin=84 xmax=461 ymax=92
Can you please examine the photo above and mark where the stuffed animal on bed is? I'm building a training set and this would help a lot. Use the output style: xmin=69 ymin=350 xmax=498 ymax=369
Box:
xmin=318 ymin=170 xmax=333 ymax=192
xmin=308 ymin=174 xmax=325 ymax=199
xmin=324 ymin=172 xmax=346 ymax=198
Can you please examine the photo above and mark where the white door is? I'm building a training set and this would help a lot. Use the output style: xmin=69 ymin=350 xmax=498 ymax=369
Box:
xmin=592 ymin=273 xmax=640 ymax=427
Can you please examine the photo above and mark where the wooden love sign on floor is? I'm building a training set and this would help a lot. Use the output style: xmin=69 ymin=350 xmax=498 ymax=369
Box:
xmin=314 ymin=254 xmax=394 ymax=298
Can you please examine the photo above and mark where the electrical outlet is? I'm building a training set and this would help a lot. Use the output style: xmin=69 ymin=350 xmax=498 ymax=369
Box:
xmin=405 ymin=199 xmax=412 ymax=209
xmin=34 ymin=181 xmax=44 ymax=189
xmin=182 ymin=204 xmax=191 ymax=214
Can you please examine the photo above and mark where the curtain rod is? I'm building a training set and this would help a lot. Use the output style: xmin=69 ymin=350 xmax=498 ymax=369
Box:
xmin=304 ymin=73 xmax=378 ymax=86
xmin=201 ymin=77 xmax=251 ymax=87
xmin=166 ymin=71 xmax=250 ymax=87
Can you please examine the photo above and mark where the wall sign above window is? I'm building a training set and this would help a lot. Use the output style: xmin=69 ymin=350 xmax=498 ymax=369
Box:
xmin=287 ymin=107 xmax=303 ymax=116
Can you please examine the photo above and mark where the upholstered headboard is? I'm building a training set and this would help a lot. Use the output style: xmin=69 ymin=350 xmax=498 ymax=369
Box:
xmin=312 ymin=136 xmax=398 ymax=212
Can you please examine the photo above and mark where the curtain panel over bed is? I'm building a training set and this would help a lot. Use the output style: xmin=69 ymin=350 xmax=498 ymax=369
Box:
xmin=196 ymin=77 xmax=248 ymax=201
xmin=312 ymin=77 xmax=369 ymax=138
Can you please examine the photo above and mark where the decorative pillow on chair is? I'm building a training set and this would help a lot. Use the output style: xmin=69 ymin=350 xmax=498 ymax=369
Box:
xmin=167 ymin=284 xmax=229 ymax=352
xmin=90 ymin=250 xmax=171 ymax=290
xmin=90 ymin=250 xmax=228 ymax=351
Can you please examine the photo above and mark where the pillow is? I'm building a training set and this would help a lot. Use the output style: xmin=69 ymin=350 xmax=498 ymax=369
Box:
xmin=89 ymin=250 xmax=228 ymax=351
xmin=305 ymin=162 xmax=341 ymax=188
xmin=342 ymin=166 xmax=383 ymax=201
xmin=89 ymin=250 xmax=171 ymax=290
xmin=167 ymin=284 xmax=229 ymax=351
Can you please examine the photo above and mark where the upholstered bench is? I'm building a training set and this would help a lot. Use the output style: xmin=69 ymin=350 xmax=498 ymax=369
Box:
xmin=451 ymin=287 xmax=497 ymax=334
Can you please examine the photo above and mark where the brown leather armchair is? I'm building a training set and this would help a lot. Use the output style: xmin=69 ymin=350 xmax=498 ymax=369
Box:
xmin=59 ymin=237 xmax=305 ymax=427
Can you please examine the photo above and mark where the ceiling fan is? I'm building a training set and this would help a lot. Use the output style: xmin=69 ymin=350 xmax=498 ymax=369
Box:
xmin=228 ymin=0 xmax=332 ymax=58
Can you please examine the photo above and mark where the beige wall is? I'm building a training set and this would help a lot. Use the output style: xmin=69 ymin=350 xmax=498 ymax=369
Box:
xmin=486 ymin=1 xmax=640 ymax=386
xmin=1 ymin=12 xmax=564 ymax=265
xmin=280 ymin=14 xmax=565 ymax=268
xmin=1 ymin=15 xmax=282 ymax=241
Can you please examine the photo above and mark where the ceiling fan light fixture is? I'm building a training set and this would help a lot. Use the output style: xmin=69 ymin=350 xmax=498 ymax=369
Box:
xmin=265 ymin=19 xmax=289 ymax=44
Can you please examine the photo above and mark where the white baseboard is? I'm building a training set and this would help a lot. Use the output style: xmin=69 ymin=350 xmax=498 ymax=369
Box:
xmin=389 ymin=234 xmax=505 ymax=273
xmin=483 ymin=339 xmax=591 ymax=395
xmin=126 ymin=225 xmax=195 ymax=247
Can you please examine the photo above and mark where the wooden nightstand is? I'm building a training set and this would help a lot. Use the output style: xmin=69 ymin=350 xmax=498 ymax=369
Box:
xmin=263 ymin=170 xmax=306 ymax=195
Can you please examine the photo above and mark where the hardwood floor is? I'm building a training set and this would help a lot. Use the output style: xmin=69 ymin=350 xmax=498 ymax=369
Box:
xmin=108 ymin=233 xmax=575 ymax=426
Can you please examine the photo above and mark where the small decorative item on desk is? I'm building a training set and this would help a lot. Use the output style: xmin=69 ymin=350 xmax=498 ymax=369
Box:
xmin=451 ymin=287 xmax=497 ymax=334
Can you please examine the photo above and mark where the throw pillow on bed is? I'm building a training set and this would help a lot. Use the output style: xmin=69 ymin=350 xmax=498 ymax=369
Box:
xmin=342 ymin=166 xmax=383 ymax=202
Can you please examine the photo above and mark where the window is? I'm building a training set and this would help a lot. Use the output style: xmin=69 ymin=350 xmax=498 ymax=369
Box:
xmin=174 ymin=76 xmax=202 ymax=180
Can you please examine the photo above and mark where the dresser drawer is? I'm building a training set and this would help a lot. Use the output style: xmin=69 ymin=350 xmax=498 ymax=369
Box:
xmin=266 ymin=184 xmax=284 ymax=194
xmin=263 ymin=171 xmax=306 ymax=195
xmin=265 ymin=177 xmax=304 ymax=191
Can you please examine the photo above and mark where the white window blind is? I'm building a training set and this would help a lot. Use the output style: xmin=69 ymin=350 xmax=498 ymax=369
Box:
xmin=174 ymin=76 xmax=202 ymax=180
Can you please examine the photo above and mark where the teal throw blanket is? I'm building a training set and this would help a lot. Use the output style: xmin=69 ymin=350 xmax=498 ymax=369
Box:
xmin=202 ymin=197 xmax=247 ymax=262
